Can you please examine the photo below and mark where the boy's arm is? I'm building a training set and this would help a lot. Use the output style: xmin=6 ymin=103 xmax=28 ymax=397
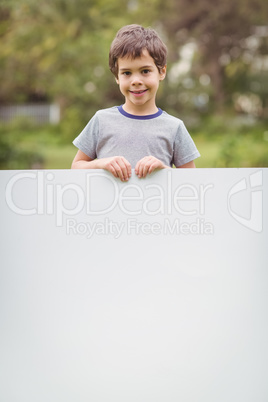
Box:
xmin=71 ymin=150 xmax=131 ymax=182
xmin=176 ymin=160 xmax=196 ymax=168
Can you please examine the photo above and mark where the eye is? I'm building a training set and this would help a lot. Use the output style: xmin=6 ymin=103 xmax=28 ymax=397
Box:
xmin=122 ymin=71 xmax=131 ymax=76
xmin=142 ymin=69 xmax=150 ymax=74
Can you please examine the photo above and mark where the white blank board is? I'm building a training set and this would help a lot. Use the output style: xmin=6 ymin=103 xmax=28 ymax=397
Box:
xmin=0 ymin=168 xmax=267 ymax=401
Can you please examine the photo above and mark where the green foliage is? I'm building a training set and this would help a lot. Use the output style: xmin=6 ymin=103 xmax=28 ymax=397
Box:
xmin=0 ymin=0 xmax=134 ymax=108
xmin=58 ymin=105 xmax=87 ymax=143
xmin=1 ymin=0 xmax=268 ymax=114
xmin=158 ymin=0 xmax=268 ymax=111
xmin=0 ymin=122 xmax=44 ymax=168
xmin=193 ymin=116 xmax=268 ymax=168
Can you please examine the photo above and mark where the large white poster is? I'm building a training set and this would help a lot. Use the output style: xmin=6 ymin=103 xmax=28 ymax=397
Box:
xmin=1 ymin=168 xmax=267 ymax=401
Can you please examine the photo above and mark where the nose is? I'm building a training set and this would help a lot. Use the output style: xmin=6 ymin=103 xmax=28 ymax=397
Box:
xmin=131 ymin=73 xmax=142 ymax=86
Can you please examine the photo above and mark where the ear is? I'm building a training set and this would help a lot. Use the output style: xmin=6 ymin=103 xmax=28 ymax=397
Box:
xmin=159 ymin=65 xmax=167 ymax=81
xmin=115 ymin=76 xmax=119 ymax=84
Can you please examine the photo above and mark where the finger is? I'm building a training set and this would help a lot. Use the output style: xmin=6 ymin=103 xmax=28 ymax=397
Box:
xmin=141 ymin=162 xmax=151 ymax=178
xmin=148 ymin=158 xmax=162 ymax=173
xmin=126 ymin=160 xmax=132 ymax=178
xmin=121 ymin=157 xmax=132 ymax=179
xmin=108 ymin=164 xmax=120 ymax=179
xmin=141 ymin=157 xmax=155 ymax=177
xmin=115 ymin=157 xmax=131 ymax=181
xmin=135 ymin=157 xmax=149 ymax=178
xmin=112 ymin=161 xmax=125 ymax=182
xmin=137 ymin=162 xmax=145 ymax=178
xmin=148 ymin=161 xmax=159 ymax=174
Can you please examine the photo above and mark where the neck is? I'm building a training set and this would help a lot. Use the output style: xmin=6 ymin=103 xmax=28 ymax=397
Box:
xmin=122 ymin=103 xmax=158 ymax=116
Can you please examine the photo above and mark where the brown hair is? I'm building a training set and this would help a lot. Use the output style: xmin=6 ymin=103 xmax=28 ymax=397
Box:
xmin=109 ymin=24 xmax=167 ymax=78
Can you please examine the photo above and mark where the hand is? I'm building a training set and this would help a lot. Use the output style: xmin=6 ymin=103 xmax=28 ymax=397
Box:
xmin=135 ymin=156 xmax=169 ymax=178
xmin=96 ymin=156 xmax=132 ymax=182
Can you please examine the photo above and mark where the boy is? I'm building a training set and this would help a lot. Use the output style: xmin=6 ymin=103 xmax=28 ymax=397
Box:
xmin=72 ymin=24 xmax=200 ymax=181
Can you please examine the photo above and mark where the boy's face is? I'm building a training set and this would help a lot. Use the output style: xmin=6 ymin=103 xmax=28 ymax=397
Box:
xmin=115 ymin=49 xmax=166 ymax=115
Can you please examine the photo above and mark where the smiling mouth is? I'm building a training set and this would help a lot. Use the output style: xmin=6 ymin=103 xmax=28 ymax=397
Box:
xmin=130 ymin=89 xmax=148 ymax=96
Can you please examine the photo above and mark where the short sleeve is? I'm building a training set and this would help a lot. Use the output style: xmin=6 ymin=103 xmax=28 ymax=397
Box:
xmin=172 ymin=121 xmax=200 ymax=167
xmin=72 ymin=113 xmax=99 ymax=159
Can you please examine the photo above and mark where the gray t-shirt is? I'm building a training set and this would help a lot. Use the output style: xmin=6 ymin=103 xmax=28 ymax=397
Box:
xmin=73 ymin=106 xmax=200 ymax=167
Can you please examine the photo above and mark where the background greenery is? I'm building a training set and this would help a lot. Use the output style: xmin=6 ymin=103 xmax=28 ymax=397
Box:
xmin=0 ymin=0 xmax=268 ymax=169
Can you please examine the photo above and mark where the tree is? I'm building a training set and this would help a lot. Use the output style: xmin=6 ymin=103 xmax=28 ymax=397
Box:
xmin=158 ymin=0 xmax=268 ymax=112
xmin=0 ymin=0 xmax=135 ymax=115
xmin=1 ymin=0 xmax=267 ymax=118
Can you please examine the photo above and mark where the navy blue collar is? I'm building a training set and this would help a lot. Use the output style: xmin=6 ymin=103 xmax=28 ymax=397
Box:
xmin=117 ymin=105 xmax=163 ymax=120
